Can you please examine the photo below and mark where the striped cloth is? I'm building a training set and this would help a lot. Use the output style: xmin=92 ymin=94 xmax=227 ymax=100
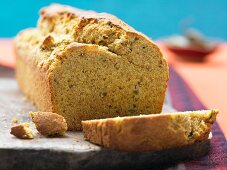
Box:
xmin=168 ymin=66 xmax=227 ymax=169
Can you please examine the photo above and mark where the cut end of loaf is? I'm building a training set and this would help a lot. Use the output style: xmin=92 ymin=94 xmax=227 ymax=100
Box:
xmin=49 ymin=42 xmax=167 ymax=130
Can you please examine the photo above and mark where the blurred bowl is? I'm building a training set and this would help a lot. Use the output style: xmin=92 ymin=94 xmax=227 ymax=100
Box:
xmin=159 ymin=34 xmax=219 ymax=61
xmin=166 ymin=45 xmax=218 ymax=61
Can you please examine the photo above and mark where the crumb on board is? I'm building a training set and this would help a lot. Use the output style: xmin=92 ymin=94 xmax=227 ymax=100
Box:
xmin=30 ymin=111 xmax=68 ymax=137
xmin=10 ymin=123 xmax=34 ymax=139
xmin=11 ymin=118 xmax=19 ymax=123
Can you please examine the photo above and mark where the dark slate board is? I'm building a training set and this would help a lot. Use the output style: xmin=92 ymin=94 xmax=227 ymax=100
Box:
xmin=0 ymin=68 xmax=210 ymax=170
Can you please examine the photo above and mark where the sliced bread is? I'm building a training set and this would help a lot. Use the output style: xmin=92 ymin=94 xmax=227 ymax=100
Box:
xmin=82 ymin=109 xmax=218 ymax=152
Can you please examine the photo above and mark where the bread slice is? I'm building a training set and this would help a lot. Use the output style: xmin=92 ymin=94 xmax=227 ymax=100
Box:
xmin=14 ymin=4 xmax=168 ymax=130
xmin=82 ymin=109 xmax=218 ymax=152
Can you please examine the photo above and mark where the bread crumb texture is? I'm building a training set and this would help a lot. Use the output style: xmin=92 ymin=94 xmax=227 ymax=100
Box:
xmin=82 ymin=109 xmax=218 ymax=152
xmin=30 ymin=111 xmax=68 ymax=136
xmin=10 ymin=123 xmax=34 ymax=139
xmin=15 ymin=4 xmax=169 ymax=130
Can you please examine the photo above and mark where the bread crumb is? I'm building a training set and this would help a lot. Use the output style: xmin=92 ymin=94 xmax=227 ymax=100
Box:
xmin=11 ymin=118 xmax=19 ymax=123
xmin=30 ymin=111 xmax=68 ymax=136
xmin=10 ymin=123 xmax=34 ymax=139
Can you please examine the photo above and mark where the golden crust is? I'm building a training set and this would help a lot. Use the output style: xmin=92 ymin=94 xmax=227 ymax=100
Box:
xmin=15 ymin=48 xmax=53 ymax=112
xmin=30 ymin=111 xmax=68 ymax=136
xmin=38 ymin=4 xmax=163 ymax=56
xmin=39 ymin=3 xmax=136 ymax=33
xmin=82 ymin=110 xmax=218 ymax=152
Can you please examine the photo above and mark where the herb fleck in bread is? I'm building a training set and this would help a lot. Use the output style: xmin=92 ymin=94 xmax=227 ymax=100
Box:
xmin=15 ymin=4 xmax=168 ymax=130
xmin=82 ymin=110 xmax=218 ymax=152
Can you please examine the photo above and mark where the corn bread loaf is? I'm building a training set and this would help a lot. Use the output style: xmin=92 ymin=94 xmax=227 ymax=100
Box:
xmin=15 ymin=4 xmax=169 ymax=130
xmin=82 ymin=110 xmax=218 ymax=152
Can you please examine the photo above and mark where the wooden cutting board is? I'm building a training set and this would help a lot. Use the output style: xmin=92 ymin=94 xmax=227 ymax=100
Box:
xmin=0 ymin=67 xmax=210 ymax=170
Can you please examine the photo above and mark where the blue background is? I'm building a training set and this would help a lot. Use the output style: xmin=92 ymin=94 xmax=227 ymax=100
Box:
xmin=0 ymin=0 xmax=227 ymax=40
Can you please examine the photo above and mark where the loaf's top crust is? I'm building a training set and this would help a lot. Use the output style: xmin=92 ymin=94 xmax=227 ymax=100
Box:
xmin=16 ymin=4 xmax=168 ymax=72
xmin=40 ymin=4 xmax=136 ymax=32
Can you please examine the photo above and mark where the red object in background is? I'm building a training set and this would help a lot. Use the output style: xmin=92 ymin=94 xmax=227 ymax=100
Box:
xmin=167 ymin=46 xmax=216 ymax=58
xmin=165 ymin=44 xmax=218 ymax=62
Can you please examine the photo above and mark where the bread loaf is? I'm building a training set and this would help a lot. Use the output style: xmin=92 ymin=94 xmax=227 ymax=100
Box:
xmin=15 ymin=4 xmax=169 ymax=130
xmin=82 ymin=110 xmax=218 ymax=152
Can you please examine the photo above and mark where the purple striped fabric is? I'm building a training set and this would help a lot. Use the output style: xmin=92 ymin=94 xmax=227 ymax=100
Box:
xmin=168 ymin=66 xmax=227 ymax=169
